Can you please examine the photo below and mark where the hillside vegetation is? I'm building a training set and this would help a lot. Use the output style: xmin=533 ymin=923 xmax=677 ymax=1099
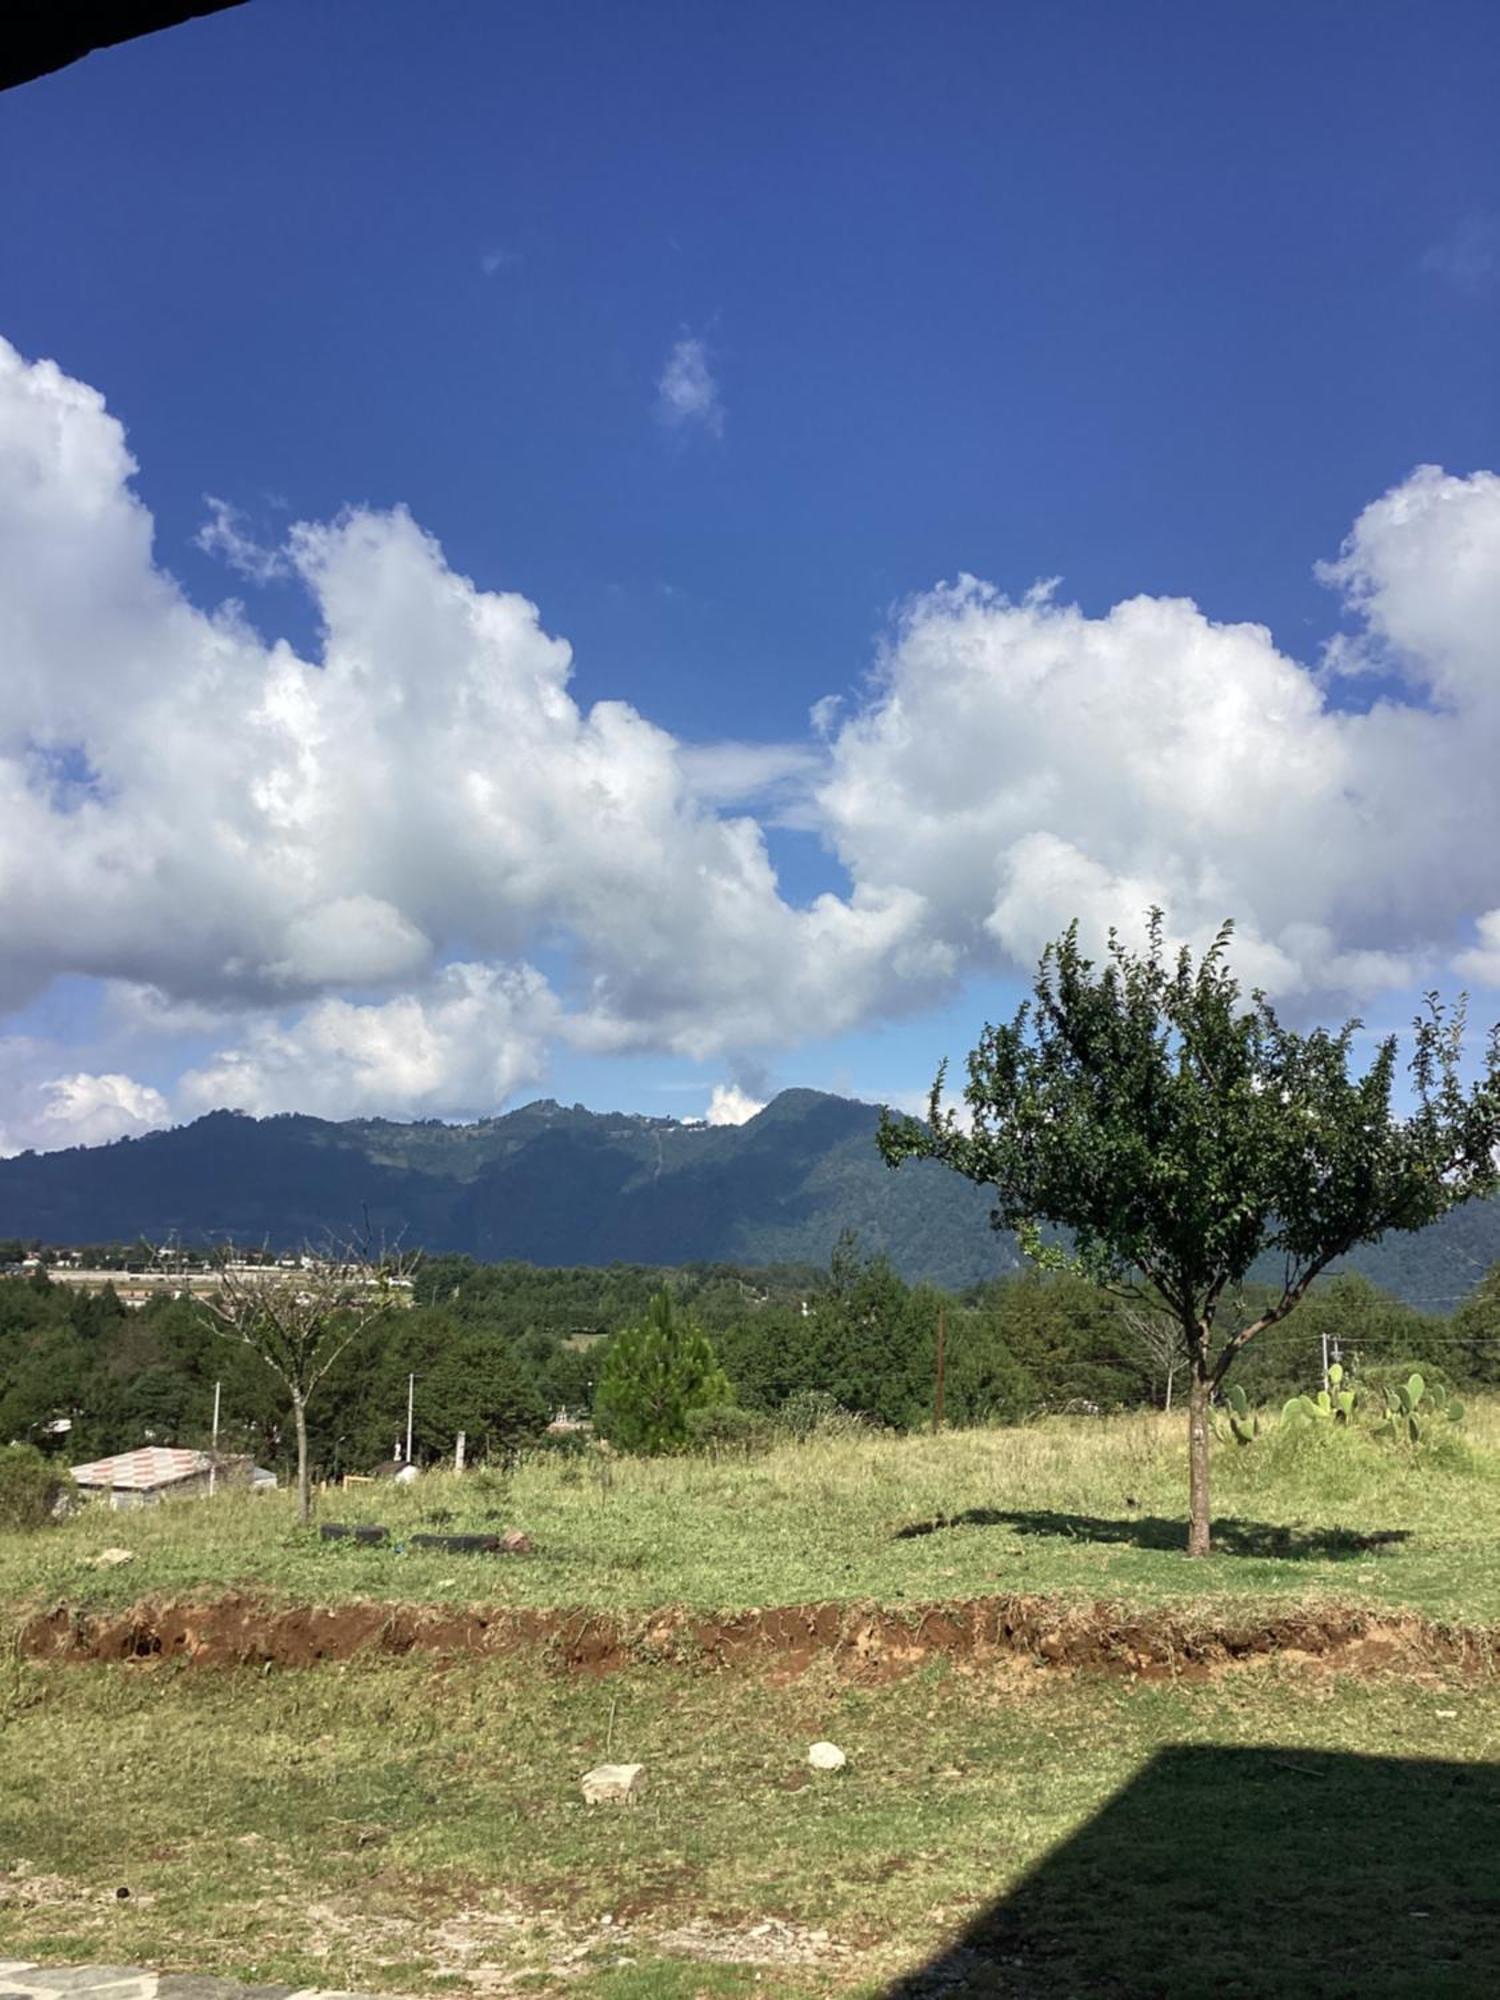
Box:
xmin=1 ymin=1086 xmax=1497 ymax=1299
xmin=7 ymin=1404 xmax=1500 ymax=1625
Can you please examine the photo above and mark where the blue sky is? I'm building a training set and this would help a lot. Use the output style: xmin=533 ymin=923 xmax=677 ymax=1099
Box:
xmin=1 ymin=0 xmax=1499 ymax=1148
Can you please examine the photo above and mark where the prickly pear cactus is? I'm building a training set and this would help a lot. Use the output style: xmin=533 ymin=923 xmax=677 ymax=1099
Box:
xmin=1280 ymin=1367 xmax=1362 ymax=1431
xmin=1212 ymin=1382 xmax=1261 ymax=1445
xmin=1373 ymin=1371 xmax=1463 ymax=1447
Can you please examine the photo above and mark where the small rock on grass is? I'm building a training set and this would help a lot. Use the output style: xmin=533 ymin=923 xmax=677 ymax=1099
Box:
xmin=581 ymin=1762 xmax=647 ymax=1805
xmin=807 ymin=1741 xmax=847 ymax=1771
xmin=86 ymin=1548 xmax=135 ymax=1568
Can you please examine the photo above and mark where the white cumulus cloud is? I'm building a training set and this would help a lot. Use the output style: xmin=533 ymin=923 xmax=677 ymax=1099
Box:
xmin=0 ymin=1043 xmax=171 ymax=1155
xmin=38 ymin=1072 xmax=172 ymax=1147
xmin=3 ymin=333 xmax=1500 ymax=1151
xmin=0 ymin=335 xmax=960 ymax=1138
xmin=1457 ymin=911 xmax=1500 ymax=988
xmin=705 ymin=1082 xmax=765 ymax=1126
xmin=818 ymin=469 xmax=1500 ymax=1004
xmin=179 ymin=962 xmax=559 ymax=1121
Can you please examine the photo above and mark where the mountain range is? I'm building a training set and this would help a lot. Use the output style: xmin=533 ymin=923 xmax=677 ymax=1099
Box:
xmin=0 ymin=1089 xmax=1494 ymax=1307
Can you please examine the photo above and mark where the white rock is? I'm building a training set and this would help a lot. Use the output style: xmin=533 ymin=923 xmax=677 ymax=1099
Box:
xmin=580 ymin=1761 xmax=647 ymax=1805
xmin=87 ymin=1548 xmax=135 ymax=1568
xmin=807 ymin=1741 xmax=847 ymax=1771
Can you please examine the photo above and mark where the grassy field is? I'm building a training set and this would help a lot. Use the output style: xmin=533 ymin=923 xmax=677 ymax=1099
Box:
xmin=5 ymin=1403 xmax=1500 ymax=1625
xmin=6 ymin=1411 xmax=1500 ymax=1995
xmin=4 ymin=1650 xmax=1500 ymax=1996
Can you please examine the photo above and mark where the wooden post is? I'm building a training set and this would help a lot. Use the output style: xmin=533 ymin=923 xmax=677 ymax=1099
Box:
xmin=934 ymin=1305 xmax=946 ymax=1431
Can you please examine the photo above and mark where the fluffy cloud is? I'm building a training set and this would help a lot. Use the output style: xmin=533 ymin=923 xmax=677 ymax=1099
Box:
xmin=1457 ymin=912 xmax=1500 ymax=989
xmin=0 ymin=334 xmax=941 ymax=1137
xmin=37 ymin=1072 xmax=172 ymax=1147
xmin=0 ymin=1042 xmax=170 ymax=1155
xmin=656 ymin=335 xmax=723 ymax=436
xmin=3 ymin=333 xmax=1500 ymax=1150
xmin=178 ymin=962 xmax=558 ymax=1120
xmin=818 ymin=468 xmax=1500 ymax=1004
xmin=705 ymin=1083 xmax=765 ymax=1127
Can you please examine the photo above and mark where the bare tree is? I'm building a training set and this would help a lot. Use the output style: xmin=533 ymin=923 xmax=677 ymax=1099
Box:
xmin=199 ymin=1243 xmax=413 ymax=1525
xmin=1122 ymin=1304 xmax=1186 ymax=1412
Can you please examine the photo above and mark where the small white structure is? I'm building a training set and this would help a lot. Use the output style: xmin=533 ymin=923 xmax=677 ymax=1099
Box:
xmin=70 ymin=1447 xmax=277 ymax=1510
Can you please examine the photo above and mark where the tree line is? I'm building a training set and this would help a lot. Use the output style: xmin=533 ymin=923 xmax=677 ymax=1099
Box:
xmin=5 ymin=1237 xmax=1500 ymax=1484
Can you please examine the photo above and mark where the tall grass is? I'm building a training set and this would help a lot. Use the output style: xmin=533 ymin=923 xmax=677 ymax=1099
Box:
xmin=4 ymin=1402 xmax=1499 ymax=1621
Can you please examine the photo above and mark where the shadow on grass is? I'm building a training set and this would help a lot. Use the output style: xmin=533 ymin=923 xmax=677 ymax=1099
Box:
xmin=885 ymin=1746 xmax=1500 ymax=1997
xmin=894 ymin=1507 xmax=1411 ymax=1559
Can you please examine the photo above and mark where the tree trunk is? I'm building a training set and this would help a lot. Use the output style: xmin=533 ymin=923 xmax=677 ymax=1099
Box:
xmin=292 ymin=1392 xmax=311 ymax=1528
xmin=1186 ymin=1334 xmax=1211 ymax=1557
xmin=1163 ymin=1353 xmax=1175 ymax=1415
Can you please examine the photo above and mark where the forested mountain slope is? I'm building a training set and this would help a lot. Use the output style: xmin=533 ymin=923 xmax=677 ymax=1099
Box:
xmin=0 ymin=1088 xmax=1493 ymax=1303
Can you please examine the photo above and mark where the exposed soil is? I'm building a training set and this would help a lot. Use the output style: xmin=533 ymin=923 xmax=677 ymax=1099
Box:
xmin=17 ymin=1588 xmax=1497 ymax=1680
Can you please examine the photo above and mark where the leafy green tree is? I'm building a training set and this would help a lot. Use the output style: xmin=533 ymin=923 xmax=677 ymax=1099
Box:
xmin=0 ymin=1442 xmax=64 ymax=1531
xmin=593 ymin=1290 xmax=731 ymax=1453
xmin=1453 ymin=1262 xmax=1500 ymax=1386
xmin=879 ymin=914 xmax=1500 ymax=1556
xmin=713 ymin=1304 xmax=821 ymax=1413
xmin=511 ymin=1327 xmax=599 ymax=1417
xmin=939 ymin=1301 xmax=1039 ymax=1425
xmin=348 ymin=1314 xmax=547 ymax=1467
xmin=972 ymin=1268 xmax=1147 ymax=1413
xmin=0 ymin=1324 xmax=96 ymax=1455
xmin=804 ymin=1237 xmax=935 ymax=1427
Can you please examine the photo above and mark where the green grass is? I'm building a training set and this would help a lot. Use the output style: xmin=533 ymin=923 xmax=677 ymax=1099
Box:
xmin=4 ymin=1651 xmax=1500 ymax=1995
xmin=6 ymin=1403 xmax=1500 ymax=1626
xmin=8 ymin=1411 xmax=1500 ymax=1995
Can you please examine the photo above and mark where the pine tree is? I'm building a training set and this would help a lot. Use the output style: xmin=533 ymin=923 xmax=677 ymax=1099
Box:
xmin=593 ymin=1290 xmax=731 ymax=1453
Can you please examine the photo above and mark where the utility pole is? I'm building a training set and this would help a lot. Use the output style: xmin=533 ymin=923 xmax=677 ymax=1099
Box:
xmin=208 ymin=1379 xmax=221 ymax=1496
xmin=934 ymin=1305 xmax=947 ymax=1431
xmin=406 ymin=1372 xmax=415 ymax=1466
xmin=1321 ymin=1325 xmax=1330 ymax=1397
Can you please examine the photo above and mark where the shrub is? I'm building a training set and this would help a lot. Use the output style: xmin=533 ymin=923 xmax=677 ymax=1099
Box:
xmin=1355 ymin=1358 xmax=1457 ymax=1407
xmin=0 ymin=1443 xmax=65 ymax=1532
xmin=776 ymin=1389 xmax=867 ymax=1442
xmin=684 ymin=1404 xmax=775 ymax=1456
xmin=529 ymin=1425 xmax=593 ymax=1459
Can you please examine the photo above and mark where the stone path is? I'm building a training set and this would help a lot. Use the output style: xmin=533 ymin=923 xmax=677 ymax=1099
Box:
xmin=0 ymin=1968 xmax=385 ymax=2000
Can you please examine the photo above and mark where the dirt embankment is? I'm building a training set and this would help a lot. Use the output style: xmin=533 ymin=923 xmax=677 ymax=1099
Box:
xmin=17 ymin=1590 xmax=1496 ymax=1680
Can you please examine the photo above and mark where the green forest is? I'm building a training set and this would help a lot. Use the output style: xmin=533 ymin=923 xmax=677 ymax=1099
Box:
xmin=5 ymin=1240 xmax=1500 ymax=1480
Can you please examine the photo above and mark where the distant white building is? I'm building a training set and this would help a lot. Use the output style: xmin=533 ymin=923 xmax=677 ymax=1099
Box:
xmin=70 ymin=1446 xmax=277 ymax=1510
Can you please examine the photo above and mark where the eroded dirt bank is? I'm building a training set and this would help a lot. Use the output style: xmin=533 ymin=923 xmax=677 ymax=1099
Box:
xmin=18 ymin=1589 xmax=1497 ymax=1679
